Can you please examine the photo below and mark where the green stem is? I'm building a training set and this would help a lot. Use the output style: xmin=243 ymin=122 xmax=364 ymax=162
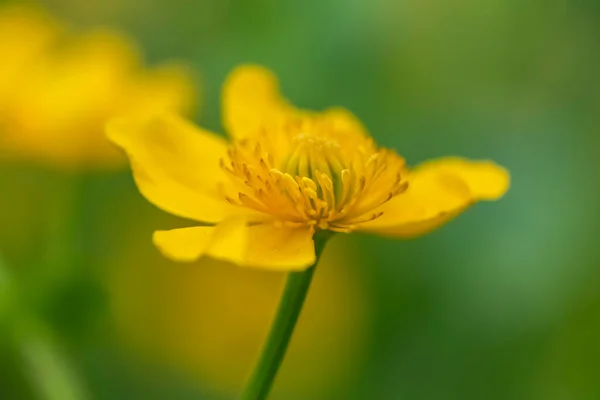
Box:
xmin=22 ymin=173 xmax=89 ymax=400
xmin=17 ymin=320 xmax=88 ymax=400
xmin=240 ymin=231 xmax=333 ymax=400
xmin=0 ymin=254 xmax=12 ymax=328
xmin=0 ymin=254 xmax=88 ymax=400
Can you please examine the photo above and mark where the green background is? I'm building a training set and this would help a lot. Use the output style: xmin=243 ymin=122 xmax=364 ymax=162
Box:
xmin=1 ymin=0 xmax=600 ymax=399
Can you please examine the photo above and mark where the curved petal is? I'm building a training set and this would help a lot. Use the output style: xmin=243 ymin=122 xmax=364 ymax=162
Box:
xmin=362 ymin=207 xmax=468 ymax=238
xmin=358 ymin=158 xmax=509 ymax=238
xmin=243 ymin=224 xmax=316 ymax=270
xmin=106 ymin=113 xmax=234 ymax=223
xmin=153 ymin=219 xmax=248 ymax=264
xmin=411 ymin=157 xmax=510 ymax=200
xmin=153 ymin=225 xmax=215 ymax=262
xmin=222 ymin=64 xmax=289 ymax=141
xmin=322 ymin=107 xmax=369 ymax=137
xmin=153 ymin=221 xmax=316 ymax=271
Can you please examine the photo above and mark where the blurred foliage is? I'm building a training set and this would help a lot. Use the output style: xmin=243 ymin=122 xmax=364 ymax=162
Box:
xmin=1 ymin=0 xmax=600 ymax=399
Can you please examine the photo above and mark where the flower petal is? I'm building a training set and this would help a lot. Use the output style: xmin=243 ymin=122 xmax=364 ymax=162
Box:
xmin=106 ymin=113 xmax=234 ymax=223
xmin=0 ymin=5 xmax=61 ymax=105
xmin=153 ymin=221 xmax=316 ymax=271
xmin=322 ymin=107 xmax=369 ymax=137
xmin=126 ymin=63 xmax=197 ymax=119
xmin=222 ymin=64 xmax=289 ymax=141
xmin=153 ymin=226 xmax=214 ymax=262
xmin=412 ymin=157 xmax=510 ymax=201
xmin=358 ymin=158 xmax=509 ymax=237
xmin=243 ymin=224 xmax=316 ymax=270
xmin=153 ymin=219 xmax=248 ymax=264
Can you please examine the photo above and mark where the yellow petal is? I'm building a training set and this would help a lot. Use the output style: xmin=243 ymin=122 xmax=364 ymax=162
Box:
xmin=243 ymin=224 xmax=316 ymax=270
xmin=126 ymin=63 xmax=197 ymax=119
xmin=221 ymin=64 xmax=289 ymax=140
xmin=0 ymin=5 xmax=61 ymax=104
xmin=106 ymin=113 xmax=235 ymax=223
xmin=411 ymin=157 xmax=510 ymax=200
xmin=153 ymin=221 xmax=316 ymax=271
xmin=153 ymin=219 xmax=248 ymax=264
xmin=322 ymin=107 xmax=369 ymax=137
xmin=153 ymin=226 xmax=214 ymax=262
xmin=364 ymin=207 xmax=468 ymax=238
xmin=358 ymin=158 xmax=509 ymax=237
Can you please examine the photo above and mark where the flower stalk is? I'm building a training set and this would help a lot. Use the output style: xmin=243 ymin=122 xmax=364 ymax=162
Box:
xmin=240 ymin=231 xmax=333 ymax=400
xmin=18 ymin=320 xmax=89 ymax=400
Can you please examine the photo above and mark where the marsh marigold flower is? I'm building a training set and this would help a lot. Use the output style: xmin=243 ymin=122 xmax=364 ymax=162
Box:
xmin=0 ymin=6 xmax=195 ymax=169
xmin=107 ymin=65 xmax=509 ymax=270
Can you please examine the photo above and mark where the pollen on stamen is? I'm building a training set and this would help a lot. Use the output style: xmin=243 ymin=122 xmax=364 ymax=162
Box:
xmin=224 ymin=196 xmax=237 ymax=205
xmin=219 ymin=116 xmax=409 ymax=231
xmin=395 ymin=181 xmax=409 ymax=195
xmin=260 ymin=158 xmax=269 ymax=170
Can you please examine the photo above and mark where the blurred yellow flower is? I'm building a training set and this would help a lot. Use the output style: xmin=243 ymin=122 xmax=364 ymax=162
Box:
xmin=108 ymin=65 xmax=509 ymax=270
xmin=0 ymin=5 xmax=196 ymax=169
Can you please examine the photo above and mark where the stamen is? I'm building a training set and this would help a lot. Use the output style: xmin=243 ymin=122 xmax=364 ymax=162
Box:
xmin=300 ymin=177 xmax=317 ymax=192
xmin=315 ymin=172 xmax=335 ymax=217
xmin=219 ymin=113 xmax=409 ymax=231
xmin=259 ymin=158 xmax=269 ymax=170
xmin=238 ymin=193 xmax=267 ymax=212
xmin=351 ymin=211 xmax=385 ymax=225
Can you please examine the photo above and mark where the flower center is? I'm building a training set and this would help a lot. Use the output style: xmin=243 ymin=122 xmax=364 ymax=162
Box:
xmin=285 ymin=133 xmax=344 ymax=182
xmin=220 ymin=117 xmax=408 ymax=232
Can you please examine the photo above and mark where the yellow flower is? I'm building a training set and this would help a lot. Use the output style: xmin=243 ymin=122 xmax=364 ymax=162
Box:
xmin=0 ymin=7 xmax=195 ymax=169
xmin=107 ymin=65 xmax=509 ymax=270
